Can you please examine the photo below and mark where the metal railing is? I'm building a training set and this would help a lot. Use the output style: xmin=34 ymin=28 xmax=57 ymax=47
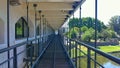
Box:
xmin=64 ymin=36 xmax=120 ymax=68
xmin=59 ymin=35 xmax=76 ymax=68
xmin=0 ymin=35 xmax=53 ymax=68
xmin=31 ymin=35 xmax=54 ymax=68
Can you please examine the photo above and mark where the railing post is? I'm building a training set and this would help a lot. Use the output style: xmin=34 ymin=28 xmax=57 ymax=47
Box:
xmin=42 ymin=36 xmax=44 ymax=49
xmin=75 ymin=41 xmax=77 ymax=68
xmin=38 ymin=39 xmax=40 ymax=56
xmin=13 ymin=48 xmax=17 ymax=68
xmin=73 ymin=41 xmax=75 ymax=60
xmin=30 ymin=42 xmax=33 ymax=67
xmin=79 ymin=44 xmax=81 ymax=68
xmin=69 ymin=39 xmax=71 ymax=57
xmin=87 ymin=48 xmax=91 ymax=68
xmin=79 ymin=6 xmax=82 ymax=68
xmin=67 ymin=38 xmax=69 ymax=51
xmin=94 ymin=0 xmax=98 ymax=67
xmin=67 ymin=38 xmax=70 ymax=52
xmin=40 ymin=37 xmax=42 ymax=54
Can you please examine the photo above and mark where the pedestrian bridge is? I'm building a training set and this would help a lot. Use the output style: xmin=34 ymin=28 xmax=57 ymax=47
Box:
xmin=0 ymin=0 xmax=120 ymax=68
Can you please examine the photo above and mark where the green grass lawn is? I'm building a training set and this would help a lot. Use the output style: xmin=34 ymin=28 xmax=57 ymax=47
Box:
xmin=98 ymin=46 xmax=120 ymax=53
xmin=70 ymin=45 xmax=120 ymax=58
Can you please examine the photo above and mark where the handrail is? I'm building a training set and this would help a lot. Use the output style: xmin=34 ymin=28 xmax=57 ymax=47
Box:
xmin=0 ymin=37 xmax=39 ymax=68
xmin=31 ymin=35 xmax=54 ymax=68
xmin=0 ymin=46 xmax=32 ymax=66
xmin=63 ymin=36 xmax=120 ymax=68
xmin=0 ymin=35 xmax=53 ymax=68
xmin=0 ymin=34 xmax=50 ymax=54
xmin=59 ymin=35 xmax=76 ymax=68
xmin=71 ymin=39 xmax=120 ymax=64
xmin=53 ymin=38 xmax=56 ymax=68
xmin=0 ymin=38 xmax=37 ymax=54
xmin=77 ymin=48 xmax=104 ymax=68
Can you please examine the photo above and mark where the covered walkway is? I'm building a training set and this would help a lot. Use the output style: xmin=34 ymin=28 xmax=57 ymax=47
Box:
xmin=0 ymin=0 xmax=120 ymax=68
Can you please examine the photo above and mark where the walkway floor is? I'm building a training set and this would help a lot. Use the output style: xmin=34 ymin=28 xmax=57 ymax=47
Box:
xmin=38 ymin=35 xmax=73 ymax=68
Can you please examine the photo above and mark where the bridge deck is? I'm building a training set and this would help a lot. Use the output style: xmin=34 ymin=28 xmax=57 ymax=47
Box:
xmin=38 ymin=35 xmax=73 ymax=68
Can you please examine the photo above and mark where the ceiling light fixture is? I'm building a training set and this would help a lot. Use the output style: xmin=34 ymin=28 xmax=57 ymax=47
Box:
xmin=10 ymin=0 xmax=20 ymax=6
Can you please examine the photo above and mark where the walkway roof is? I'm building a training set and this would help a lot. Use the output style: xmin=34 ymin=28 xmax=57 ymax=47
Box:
xmin=19 ymin=0 xmax=85 ymax=30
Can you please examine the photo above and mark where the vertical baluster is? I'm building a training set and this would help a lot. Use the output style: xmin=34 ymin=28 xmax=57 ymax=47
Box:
xmin=75 ymin=42 xmax=77 ymax=68
xmin=87 ymin=48 xmax=91 ymax=68
xmin=67 ymin=37 xmax=68 ymax=51
xmin=30 ymin=42 xmax=33 ymax=67
xmin=68 ymin=38 xmax=69 ymax=53
xmin=72 ymin=41 xmax=75 ymax=61
xmin=69 ymin=39 xmax=71 ymax=57
xmin=13 ymin=48 xmax=17 ymax=68
xmin=79 ymin=44 xmax=81 ymax=68
xmin=38 ymin=39 xmax=39 ymax=56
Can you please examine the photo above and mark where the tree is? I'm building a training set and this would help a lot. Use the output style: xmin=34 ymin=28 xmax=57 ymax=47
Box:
xmin=108 ymin=15 xmax=120 ymax=35
xmin=98 ymin=29 xmax=117 ymax=41
xmin=81 ymin=26 xmax=88 ymax=33
xmin=68 ymin=18 xmax=79 ymax=29
xmin=67 ymin=27 xmax=79 ymax=39
xmin=81 ymin=28 xmax=95 ymax=42
xmin=99 ymin=30 xmax=111 ymax=41
xmin=109 ymin=30 xmax=117 ymax=38
xmin=82 ymin=17 xmax=106 ymax=32
xmin=67 ymin=17 xmax=107 ymax=40
xmin=68 ymin=17 xmax=106 ymax=32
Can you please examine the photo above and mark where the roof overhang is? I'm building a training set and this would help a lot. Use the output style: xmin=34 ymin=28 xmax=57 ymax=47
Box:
xmin=19 ymin=0 xmax=86 ymax=30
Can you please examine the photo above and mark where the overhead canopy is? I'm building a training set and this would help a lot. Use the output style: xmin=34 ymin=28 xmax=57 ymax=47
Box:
xmin=20 ymin=0 xmax=86 ymax=30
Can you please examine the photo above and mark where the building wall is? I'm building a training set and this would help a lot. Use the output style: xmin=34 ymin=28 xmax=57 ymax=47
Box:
xmin=0 ymin=0 xmax=7 ymax=46
xmin=0 ymin=18 xmax=5 ymax=44
xmin=0 ymin=1 xmax=8 ymax=67
xmin=0 ymin=0 xmax=54 ymax=68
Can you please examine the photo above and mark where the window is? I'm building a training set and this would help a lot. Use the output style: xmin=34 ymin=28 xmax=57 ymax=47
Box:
xmin=15 ymin=17 xmax=28 ymax=39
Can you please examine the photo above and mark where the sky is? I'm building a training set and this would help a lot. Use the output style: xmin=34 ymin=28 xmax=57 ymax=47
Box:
xmin=74 ymin=0 xmax=120 ymax=25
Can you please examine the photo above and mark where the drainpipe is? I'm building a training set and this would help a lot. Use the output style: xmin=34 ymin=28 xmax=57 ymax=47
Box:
xmin=26 ymin=0 xmax=29 ymax=43
xmin=38 ymin=10 xmax=42 ymax=54
xmin=44 ymin=18 xmax=46 ymax=42
xmin=42 ymin=15 xmax=44 ymax=43
xmin=25 ymin=0 xmax=29 ymax=67
xmin=45 ymin=19 xmax=47 ymax=41
xmin=38 ymin=10 xmax=42 ymax=42
xmin=40 ymin=15 xmax=44 ymax=48
xmin=33 ymin=4 xmax=37 ymax=41
xmin=7 ymin=0 xmax=10 ymax=68
xmin=79 ymin=6 xmax=82 ymax=40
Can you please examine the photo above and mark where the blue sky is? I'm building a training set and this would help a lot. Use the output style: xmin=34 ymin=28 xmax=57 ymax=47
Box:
xmin=74 ymin=0 xmax=120 ymax=25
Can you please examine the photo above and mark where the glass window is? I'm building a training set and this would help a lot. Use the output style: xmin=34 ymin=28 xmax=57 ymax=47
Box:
xmin=15 ymin=17 xmax=28 ymax=39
